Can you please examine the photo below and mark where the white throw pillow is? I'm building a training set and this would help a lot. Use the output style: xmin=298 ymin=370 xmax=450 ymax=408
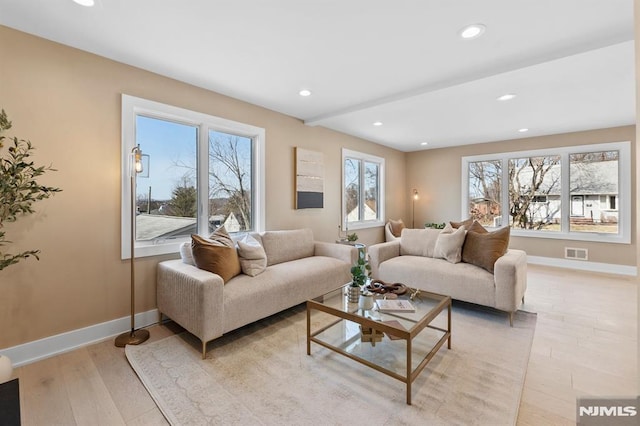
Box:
xmin=433 ymin=224 xmax=466 ymax=264
xmin=179 ymin=241 xmax=196 ymax=266
xmin=237 ymin=234 xmax=267 ymax=277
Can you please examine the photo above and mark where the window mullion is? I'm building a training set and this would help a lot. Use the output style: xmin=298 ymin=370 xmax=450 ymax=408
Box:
xmin=197 ymin=125 xmax=209 ymax=236
xmin=560 ymin=153 xmax=569 ymax=233
xmin=359 ymin=159 xmax=365 ymax=221
xmin=502 ymin=157 xmax=509 ymax=227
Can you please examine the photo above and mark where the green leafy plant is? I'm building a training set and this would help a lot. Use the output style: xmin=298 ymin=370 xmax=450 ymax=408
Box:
xmin=350 ymin=245 xmax=371 ymax=287
xmin=346 ymin=232 xmax=358 ymax=242
xmin=0 ymin=109 xmax=61 ymax=270
xmin=425 ymin=222 xmax=446 ymax=229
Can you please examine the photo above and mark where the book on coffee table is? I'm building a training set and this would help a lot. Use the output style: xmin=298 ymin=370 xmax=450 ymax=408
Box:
xmin=376 ymin=299 xmax=415 ymax=313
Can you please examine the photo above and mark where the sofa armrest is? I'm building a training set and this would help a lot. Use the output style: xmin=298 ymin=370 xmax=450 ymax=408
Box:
xmin=314 ymin=241 xmax=356 ymax=264
xmin=493 ymin=249 xmax=528 ymax=312
xmin=368 ymin=241 xmax=401 ymax=279
xmin=157 ymin=259 xmax=225 ymax=344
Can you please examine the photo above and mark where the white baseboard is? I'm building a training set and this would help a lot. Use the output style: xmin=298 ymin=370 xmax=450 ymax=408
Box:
xmin=527 ymin=255 xmax=637 ymax=277
xmin=0 ymin=309 xmax=158 ymax=367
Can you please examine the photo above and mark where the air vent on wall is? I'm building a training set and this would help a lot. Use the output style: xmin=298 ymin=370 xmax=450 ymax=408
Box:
xmin=565 ymin=247 xmax=588 ymax=260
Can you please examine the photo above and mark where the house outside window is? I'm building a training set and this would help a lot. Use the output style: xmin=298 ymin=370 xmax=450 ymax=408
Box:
xmin=461 ymin=141 xmax=630 ymax=244
xmin=121 ymin=95 xmax=265 ymax=258
xmin=342 ymin=149 xmax=385 ymax=231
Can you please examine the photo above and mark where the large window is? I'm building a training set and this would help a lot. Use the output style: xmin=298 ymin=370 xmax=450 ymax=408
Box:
xmin=342 ymin=149 xmax=385 ymax=230
xmin=122 ymin=95 xmax=265 ymax=258
xmin=462 ymin=142 xmax=630 ymax=244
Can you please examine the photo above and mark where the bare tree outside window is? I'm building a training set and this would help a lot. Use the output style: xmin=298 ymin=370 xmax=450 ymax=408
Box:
xmin=344 ymin=158 xmax=360 ymax=222
xmin=508 ymin=156 xmax=561 ymax=230
xmin=468 ymin=160 xmax=501 ymax=226
xmin=208 ymin=131 xmax=253 ymax=233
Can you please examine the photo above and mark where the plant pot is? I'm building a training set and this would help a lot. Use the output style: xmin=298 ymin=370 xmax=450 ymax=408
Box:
xmin=347 ymin=286 xmax=360 ymax=303
xmin=0 ymin=355 xmax=12 ymax=384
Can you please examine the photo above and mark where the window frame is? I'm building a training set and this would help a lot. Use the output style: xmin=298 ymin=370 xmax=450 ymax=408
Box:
xmin=461 ymin=141 xmax=630 ymax=244
xmin=341 ymin=148 xmax=385 ymax=230
xmin=121 ymin=94 xmax=265 ymax=259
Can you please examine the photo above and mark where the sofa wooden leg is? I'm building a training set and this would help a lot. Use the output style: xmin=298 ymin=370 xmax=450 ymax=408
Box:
xmin=202 ymin=341 xmax=207 ymax=359
xmin=158 ymin=311 xmax=163 ymax=325
xmin=522 ymin=295 xmax=525 ymax=304
xmin=509 ymin=312 xmax=514 ymax=327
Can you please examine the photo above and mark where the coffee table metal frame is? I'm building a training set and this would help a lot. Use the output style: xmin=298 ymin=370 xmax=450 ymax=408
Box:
xmin=306 ymin=286 xmax=452 ymax=405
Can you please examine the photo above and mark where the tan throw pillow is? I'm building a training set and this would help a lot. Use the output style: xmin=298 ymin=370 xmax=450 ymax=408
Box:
xmin=191 ymin=227 xmax=241 ymax=283
xmin=237 ymin=234 xmax=267 ymax=277
xmin=433 ymin=224 xmax=466 ymax=263
xmin=462 ymin=226 xmax=510 ymax=273
xmin=450 ymin=217 xmax=473 ymax=229
xmin=389 ymin=219 xmax=405 ymax=237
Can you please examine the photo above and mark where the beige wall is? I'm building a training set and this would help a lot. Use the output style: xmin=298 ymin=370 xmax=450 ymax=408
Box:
xmin=0 ymin=26 xmax=406 ymax=349
xmin=407 ymin=126 xmax=636 ymax=266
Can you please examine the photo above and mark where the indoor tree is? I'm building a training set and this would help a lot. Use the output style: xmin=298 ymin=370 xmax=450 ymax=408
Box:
xmin=0 ymin=109 xmax=61 ymax=270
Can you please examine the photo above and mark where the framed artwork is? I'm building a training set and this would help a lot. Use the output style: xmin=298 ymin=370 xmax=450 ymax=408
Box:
xmin=295 ymin=147 xmax=324 ymax=209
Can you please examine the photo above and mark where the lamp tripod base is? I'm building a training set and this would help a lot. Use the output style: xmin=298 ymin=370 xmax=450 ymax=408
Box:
xmin=115 ymin=328 xmax=150 ymax=347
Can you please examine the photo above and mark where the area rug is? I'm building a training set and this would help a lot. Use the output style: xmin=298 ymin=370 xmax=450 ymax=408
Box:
xmin=126 ymin=302 xmax=536 ymax=426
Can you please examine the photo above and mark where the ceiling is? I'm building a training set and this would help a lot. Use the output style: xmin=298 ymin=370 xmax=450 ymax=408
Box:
xmin=0 ymin=0 xmax=635 ymax=152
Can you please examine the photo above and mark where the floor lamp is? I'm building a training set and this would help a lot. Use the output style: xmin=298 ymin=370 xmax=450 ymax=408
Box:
xmin=115 ymin=144 xmax=150 ymax=347
xmin=412 ymin=189 xmax=419 ymax=228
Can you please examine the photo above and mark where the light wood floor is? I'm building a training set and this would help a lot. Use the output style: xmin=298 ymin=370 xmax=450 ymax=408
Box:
xmin=11 ymin=264 xmax=638 ymax=425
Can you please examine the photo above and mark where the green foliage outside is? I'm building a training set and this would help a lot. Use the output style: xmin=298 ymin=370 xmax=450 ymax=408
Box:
xmin=0 ymin=110 xmax=61 ymax=270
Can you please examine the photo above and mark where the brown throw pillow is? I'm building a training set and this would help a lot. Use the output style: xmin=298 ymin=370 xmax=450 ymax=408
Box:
xmin=467 ymin=220 xmax=489 ymax=234
xmin=450 ymin=217 xmax=473 ymax=229
xmin=191 ymin=227 xmax=241 ymax=283
xmin=462 ymin=226 xmax=510 ymax=273
xmin=389 ymin=219 xmax=405 ymax=237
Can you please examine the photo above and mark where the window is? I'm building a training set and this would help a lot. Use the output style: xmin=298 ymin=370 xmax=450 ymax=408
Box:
xmin=342 ymin=149 xmax=385 ymax=230
xmin=121 ymin=95 xmax=265 ymax=258
xmin=461 ymin=141 xmax=630 ymax=244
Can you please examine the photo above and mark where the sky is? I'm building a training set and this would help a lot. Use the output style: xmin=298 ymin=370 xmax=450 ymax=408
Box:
xmin=136 ymin=115 xmax=197 ymax=201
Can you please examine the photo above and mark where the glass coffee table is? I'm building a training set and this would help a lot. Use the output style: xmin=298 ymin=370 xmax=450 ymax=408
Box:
xmin=306 ymin=284 xmax=451 ymax=405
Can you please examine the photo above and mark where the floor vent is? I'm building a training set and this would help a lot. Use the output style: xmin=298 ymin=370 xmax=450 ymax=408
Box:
xmin=565 ymin=247 xmax=588 ymax=260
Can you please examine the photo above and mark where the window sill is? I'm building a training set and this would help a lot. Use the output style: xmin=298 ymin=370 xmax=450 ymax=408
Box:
xmin=344 ymin=220 xmax=385 ymax=231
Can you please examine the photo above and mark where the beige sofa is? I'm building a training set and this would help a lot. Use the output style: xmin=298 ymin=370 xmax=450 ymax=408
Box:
xmin=157 ymin=229 xmax=354 ymax=358
xmin=368 ymin=228 xmax=527 ymax=325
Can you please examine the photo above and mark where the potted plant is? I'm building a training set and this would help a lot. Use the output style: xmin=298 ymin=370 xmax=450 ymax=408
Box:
xmin=348 ymin=244 xmax=371 ymax=303
xmin=0 ymin=109 xmax=61 ymax=270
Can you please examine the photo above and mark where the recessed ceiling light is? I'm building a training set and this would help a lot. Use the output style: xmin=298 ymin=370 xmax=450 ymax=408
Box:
xmin=73 ymin=0 xmax=95 ymax=6
xmin=497 ymin=93 xmax=516 ymax=101
xmin=299 ymin=89 xmax=312 ymax=97
xmin=373 ymin=121 xmax=383 ymax=126
xmin=420 ymin=142 xmax=428 ymax=146
xmin=518 ymin=128 xmax=529 ymax=133
xmin=459 ymin=24 xmax=486 ymax=40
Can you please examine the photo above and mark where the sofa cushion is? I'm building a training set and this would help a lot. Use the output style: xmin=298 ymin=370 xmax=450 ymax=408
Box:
xmin=388 ymin=219 xmax=405 ymax=237
xmin=400 ymin=228 xmax=441 ymax=257
xmin=222 ymin=255 xmax=351 ymax=333
xmin=237 ymin=234 xmax=267 ymax=277
xmin=378 ymin=255 xmax=496 ymax=308
xmin=462 ymin=226 xmax=510 ymax=273
xmin=191 ymin=227 xmax=241 ymax=283
xmin=433 ymin=224 xmax=466 ymax=263
xmin=261 ymin=228 xmax=315 ymax=266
